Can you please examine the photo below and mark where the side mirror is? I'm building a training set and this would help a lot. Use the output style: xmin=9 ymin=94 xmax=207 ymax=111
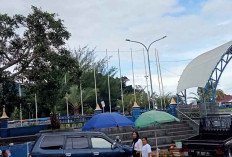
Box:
xmin=111 ymin=142 xmax=117 ymax=150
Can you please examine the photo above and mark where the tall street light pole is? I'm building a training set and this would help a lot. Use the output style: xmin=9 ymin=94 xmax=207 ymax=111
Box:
xmin=93 ymin=65 xmax=98 ymax=106
xmin=19 ymin=83 xmax=22 ymax=127
xmin=35 ymin=93 xmax=38 ymax=123
xmin=118 ymin=49 xmax=124 ymax=115
xmin=126 ymin=36 xmax=167 ymax=109
xmin=142 ymin=48 xmax=151 ymax=110
xmin=130 ymin=49 xmax=136 ymax=102
xmin=106 ymin=49 xmax=112 ymax=112
xmin=65 ymin=74 xmax=69 ymax=119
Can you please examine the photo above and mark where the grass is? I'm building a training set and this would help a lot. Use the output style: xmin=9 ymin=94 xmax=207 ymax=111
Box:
xmin=219 ymin=108 xmax=232 ymax=112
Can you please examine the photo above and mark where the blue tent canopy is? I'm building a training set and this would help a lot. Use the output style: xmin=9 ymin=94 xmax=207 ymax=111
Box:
xmin=82 ymin=113 xmax=133 ymax=131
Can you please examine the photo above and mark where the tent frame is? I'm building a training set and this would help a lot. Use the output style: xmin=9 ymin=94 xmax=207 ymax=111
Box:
xmin=177 ymin=43 xmax=232 ymax=105
xmin=203 ymin=46 xmax=232 ymax=102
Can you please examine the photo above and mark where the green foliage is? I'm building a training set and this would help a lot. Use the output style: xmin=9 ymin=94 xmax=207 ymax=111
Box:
xmin=116 ymin=93 xmax=134 ymax=114
xmin=13 ymin=107 xmax=20 ymax=120
xmin=0 ymin=6 xmax=76 ymax=117
xmin=0 ymin=6 xmax=70 ymax=79
xmin=155 ymin=93 xmax=175 ymax=109
xmin=0 ymin=80 xmax=19 ymax=116
xmin=216 ymin=89 xmax=226 ymax=99
xmin=81 ymin=71 xmax=121 ymax=111
xmin=188 ymin=86 xmax=226 ymax=103
xmin=116 ymin=86 xmax=149 ymax=113
xmin=85 ymin=107 xmax=94 ymax=114
xmin=219 ymin=108 xmax=232 ymax=112
xmin=24 ymin=50 xmax=81 ymax=111
xmin=0 ymin=6 xmax=152 ymax=117
xmin=66 ymin=85 xmax=95 ymax=115
xmin=72 ymin=47 xmax=121 ymax=112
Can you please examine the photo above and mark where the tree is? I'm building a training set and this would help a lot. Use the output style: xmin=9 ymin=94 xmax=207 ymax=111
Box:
xmin=155 ymin=93 xmax=174 ymax=109
xmin=116 ymin=85 xmax=149 ymax=113
xmin=13 ymin=107 xmax=20 ymax=120
xmin=116 ymin=93 xmax=134 ymax=114
xmin=0 ymin=80 xmax=19 ymax=117
xmin=188 ymin=86 xmax=226 ymax=103
xmin=24 ymin=50 xmax=81 ymax=114
xmin=71 ymin=47 xmax=121 ymax=112
xmin=0 ymin=6 xmax=70 ymax=80
xmin=215 ymin=89 xmax=226 ymax=99
xmin=66 ymin=85 xmax=95 ymax=115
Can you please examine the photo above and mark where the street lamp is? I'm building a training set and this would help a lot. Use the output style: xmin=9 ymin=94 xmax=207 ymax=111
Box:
xmin=125 ymin=36 xmax=167 ymax=109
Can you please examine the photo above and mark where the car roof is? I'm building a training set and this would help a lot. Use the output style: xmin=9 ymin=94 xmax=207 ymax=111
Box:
xmin=41 ymin=131 xmax=105 ymax=136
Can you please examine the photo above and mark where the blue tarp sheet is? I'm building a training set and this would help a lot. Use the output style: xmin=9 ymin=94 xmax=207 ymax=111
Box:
xmin=82 ymin=113 xmax=133 ymax=131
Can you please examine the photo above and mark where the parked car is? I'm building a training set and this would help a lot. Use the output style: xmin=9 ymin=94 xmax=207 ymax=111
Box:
xmin=29 ymin=131 xmax=132 ymax=157
xmin=182 ymin=114 xmax=232 ymax=157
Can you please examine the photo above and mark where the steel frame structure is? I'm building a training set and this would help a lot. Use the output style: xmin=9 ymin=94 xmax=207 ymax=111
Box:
xmin=203 ymin=45 xmax=232 ymax=102
xmin=177 ymin=89 xmax=187 ymax=105
xmin=177 ymin=45 xmax=232 ymax=105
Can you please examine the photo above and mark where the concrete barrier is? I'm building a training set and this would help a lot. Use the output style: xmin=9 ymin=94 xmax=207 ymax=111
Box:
xmin=0 ymin=124 xmax=51 ymax=138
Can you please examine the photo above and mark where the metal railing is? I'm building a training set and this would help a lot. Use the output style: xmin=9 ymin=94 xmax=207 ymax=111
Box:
xmin=176 ymin=108 xmax=199 ymax=126
xmin=8 ymin=118 xmax=50 ymax=128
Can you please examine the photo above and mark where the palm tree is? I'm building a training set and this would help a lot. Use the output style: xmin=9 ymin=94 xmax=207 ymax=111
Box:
xmin=66 ymin=85 xmax=95 ymax=115
xmin=155 ymin=93 xmax=174 ymax=109
xmin=188 ymin=88 xmax=226 ymax=103
xmin=215 ymin=89 xmax=226 ymax=99
xmin=188 ymin=92 xmax=201 ymax=104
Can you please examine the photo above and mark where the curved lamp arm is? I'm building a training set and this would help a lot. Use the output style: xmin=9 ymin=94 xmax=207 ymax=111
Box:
xmin=147 ymin=36 xmax=167 ymax=51
xmin=126 ymin=36 xmax=166 ymax=51
xmin=125 ymin=39 xmax=148 ymax=51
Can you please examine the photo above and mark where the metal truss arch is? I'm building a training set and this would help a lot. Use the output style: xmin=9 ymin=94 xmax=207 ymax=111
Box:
xmin=203 ymin=46 xmax=232 ymax=102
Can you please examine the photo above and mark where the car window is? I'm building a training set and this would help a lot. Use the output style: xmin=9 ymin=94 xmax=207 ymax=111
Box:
xmin=91 ymin=137 xmax=112 ymax=148
xmin=40 ymin=135 xmax=64 ymax=149
xmin=66 ymin=137 xmax=89 ymax=149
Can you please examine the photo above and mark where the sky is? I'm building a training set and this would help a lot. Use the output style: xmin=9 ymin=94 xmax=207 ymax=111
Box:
xmin=1 ymin=0 xmax=232 ymax=98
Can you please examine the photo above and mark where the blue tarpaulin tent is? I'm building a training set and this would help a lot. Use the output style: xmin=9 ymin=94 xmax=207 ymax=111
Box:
xmin=82 ymin=113 xmax=133 ymax=131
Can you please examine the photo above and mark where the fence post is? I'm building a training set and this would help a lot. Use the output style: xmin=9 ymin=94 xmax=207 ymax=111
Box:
xmin=169 ymin=98 xmax=177 ymax=117
xmin=132 ymin=102 xmax=141 ymax=121
xmin=0 ymin=106 xmax=9 ymax=138
xmin=94 ymin=104 xmax=102 ymax=115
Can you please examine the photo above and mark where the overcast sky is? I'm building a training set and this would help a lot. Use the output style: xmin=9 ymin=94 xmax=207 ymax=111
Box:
xmin=1 ymin=0 xmax=232 ymax=97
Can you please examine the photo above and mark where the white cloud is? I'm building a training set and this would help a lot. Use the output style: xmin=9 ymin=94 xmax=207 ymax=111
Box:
xmin=201 ymin=0 xmax=232 ymax=17
xmin=1 ymin=0 xmax=232 ymax=96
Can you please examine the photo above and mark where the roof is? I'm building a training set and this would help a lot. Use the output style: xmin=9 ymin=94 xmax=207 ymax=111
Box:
xmin=132 ymin=101 xmax=140 ymax=108
xmin=170 ymin=98 xmax=177 ymax=105
xmin=95 ymin=104 xmax=102 ymax=110
xmin=216 ymin=95 xmax=232 ymax=103
xmin=42 ymin=131 xmax=104 ymax=136
xmin=177 ymin=41 xmax=232 ymax=93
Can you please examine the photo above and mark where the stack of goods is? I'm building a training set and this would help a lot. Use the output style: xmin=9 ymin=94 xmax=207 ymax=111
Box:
xmin=168 ymin=141 xmax=183 ymax=157
xmin=169 ymin=149 xmax=183 ymax=157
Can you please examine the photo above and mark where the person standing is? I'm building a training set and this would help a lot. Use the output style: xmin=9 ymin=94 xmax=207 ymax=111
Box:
xmin=141 ymin=137 xmax=152 ymax=157
xmin=132 ymin=131 xmax=143 ymax=157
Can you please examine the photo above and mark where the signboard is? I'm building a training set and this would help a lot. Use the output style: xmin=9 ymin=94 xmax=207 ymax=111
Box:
xmin=101 ymin=101 xmax=105 ymax=108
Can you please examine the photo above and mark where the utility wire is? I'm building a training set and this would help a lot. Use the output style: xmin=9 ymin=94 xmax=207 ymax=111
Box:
xmin=151 ymin=59 xmax=192 ymax=63
xmin=95 ymin=49 xmax=193 ymax=64
xmin=95 ymin=49 xmax=143 ymax=53
xmin=160 ymin=66 xmax=181 ymax=76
